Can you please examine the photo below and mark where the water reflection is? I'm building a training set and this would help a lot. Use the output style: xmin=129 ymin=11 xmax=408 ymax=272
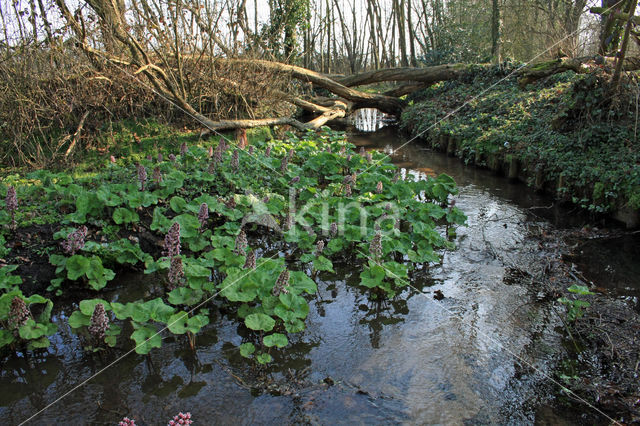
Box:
xmin=352 ymin=108 xmax=395 ymax=132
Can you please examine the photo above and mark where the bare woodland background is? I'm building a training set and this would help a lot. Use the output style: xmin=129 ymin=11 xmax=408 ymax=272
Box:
xmin=0 ymin=0 xmax=636 ymax=166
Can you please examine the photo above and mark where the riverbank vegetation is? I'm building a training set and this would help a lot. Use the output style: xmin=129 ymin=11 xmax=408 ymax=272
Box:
xmin=2 ymin=0 xmax=640 ymax=422
xmin=0 ymin=128 xmax=465 ymax=362
xmin=402 ymin=64 xmax=640 ymax=219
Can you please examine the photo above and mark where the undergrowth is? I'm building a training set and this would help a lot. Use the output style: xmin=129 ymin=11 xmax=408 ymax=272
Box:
xmin=402 ymin=64 xmax=640 ymax=214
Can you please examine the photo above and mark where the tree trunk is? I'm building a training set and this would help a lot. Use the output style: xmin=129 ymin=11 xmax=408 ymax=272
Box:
xmin=491 ymin=0 xmax=501 ymax=63
xmin=611 ymin=0 xmax=638 ymax=89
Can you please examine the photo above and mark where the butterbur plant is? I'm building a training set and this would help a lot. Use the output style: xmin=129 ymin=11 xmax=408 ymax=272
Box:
xmin=234 ymin=229 xmax=248 ymax=255
xmin=231 ymin=149 xmax=239 ymax=171
xmin=208 ymin=145 xmax=214 ymax=158
xmin=290 ymin=176 xmax=300 ymax=184
xmin=248 ymin=145 xmax=255 ymax=155
xmin=8 ymin=296 xmax=30 ymax=332
xmin=330 ymin=222 xmax=338 ymax=237
xmin=315 ymin=240 xmax=325 ymax=256
xmin=224 ymin=197 xmax=236 ymax=209
xmin=62 ymin=226 xmax=87 ymax=255
xmin=137 ymin=164 xmax=147 ymax=191
xmin=88 ymin=303 xmax=108 ymax=340
xmin=5 ymin=185 xmax=17 ymax=229
xmin=180 ymin=142 xmax=188 ymax=156
xmin=119 ymin=417 xmax=136 ymax=426
xmin=164 ymin=222 xmax=181 ymax=258
xmin=280 ymin=156 xmax=288 ymax=173
xmin=153 ymin=167 xmax=163 ymax=184
xmin=0 ymin=290 xmax=57 ymax=350
xmin=370 ymin=233 xmax=382 ymax=262
xmin=376 ymin=181 xmax=383 ymax=194
xmin=158 ymin=153 xmax=163 ymax=162
xmin=214 ymin=143 xmax=223 ymax=164
xmin=243 ymin=250 xmax=256 ymax=269
xmin=272 ymin=269 xmax=290 ymax=296
xmin=265 ymin=146 xmax=272 ymax=157
xmin=198 ymin=203 xmax=209 ymax=229
xmin=345 ymin=184 xmax=352 ymax=197
xmin=169 ymin=154 xmax=176 ymax=162
xmin=168 ymin=256 xmax=184 ymax=289
xmin=168 ymin=412 xmax=193 ymax=425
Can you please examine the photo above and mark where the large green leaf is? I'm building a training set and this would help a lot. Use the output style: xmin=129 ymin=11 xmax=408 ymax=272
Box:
xmin=66 ymin=255 xmax=91 ymax=280
xmin=68 ymin=310 xmax=91 ymax=328
xmin=143 ymin=298 xmax=176 ymax=323
xmin=174 ymin=214 xmax=201 ymax=238
xmin=244 ymin=313 xmax=275 ymax=332
xmin=0 ymin=329 xmax=15 ymax=347
xmin=79 ymin=298 xmax=111 ymax=315
xmin=239 ymin=342 xmax=255 ymax=358
xmin=359 ymin=264 xmax=386 ymax=289
xmin=131 ymin=325 xmax=162 ymax=354
xmin=170 ymin=196 xmax=188 ymax=213
xmin=168 ymin=287 xmax=204 ymax=306
xmin=313 ymin=256 xmax=334 ymax=272
xmin=110 ymin=301 xmax=150 ymax=322
xmin=18 ymin=319 xmax=49 ymax=340
xmin=263 ymin=333 xmax=288 ymax=348
xmin=288 ymin=271 xmax=317 ymax=295
xmin=278 ymin=293 xmax=309 ymax=319
xmin=113 ymin=207 xmax=139 ymax=225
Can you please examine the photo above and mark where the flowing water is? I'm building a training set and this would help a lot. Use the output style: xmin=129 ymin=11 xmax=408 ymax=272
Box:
xmin=2 ymin=111 xmax=628 ymax=425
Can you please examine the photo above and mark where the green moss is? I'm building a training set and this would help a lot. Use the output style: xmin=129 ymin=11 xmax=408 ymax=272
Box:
xmin=529 ymin=59 xmax=561 ymax=72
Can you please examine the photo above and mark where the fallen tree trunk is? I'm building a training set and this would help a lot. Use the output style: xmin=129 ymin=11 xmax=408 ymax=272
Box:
xmin=198 ymin=117 xmax=309 ymax=132
xmin=516 ymin=56 xmax=640 ymax=87
xmin=516 ymin=58 xmax=588 ymax=87
xmin=337 ymin=64 xmax=470 ymax=87
xmin=226 ymin=59 xmax=405 ymax=115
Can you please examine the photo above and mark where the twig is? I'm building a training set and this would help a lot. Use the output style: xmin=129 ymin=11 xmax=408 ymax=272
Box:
xmin=212 ymin=359 xmax=251 ymax=390
xmin=64 ymin=111 xmax=90 ymax=159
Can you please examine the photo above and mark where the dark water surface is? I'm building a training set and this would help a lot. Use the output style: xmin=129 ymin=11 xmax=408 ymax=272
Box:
xmin=2 ymin=112 xmax=624 ymax=424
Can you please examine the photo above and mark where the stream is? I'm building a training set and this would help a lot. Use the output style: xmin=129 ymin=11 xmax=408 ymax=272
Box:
xmin=2 ymin=110 xmax=635 ymax=424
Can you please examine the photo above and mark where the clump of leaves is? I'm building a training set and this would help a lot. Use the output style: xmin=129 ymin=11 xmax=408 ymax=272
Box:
xmin=558 ymin=284 xmax=595 ymax=322
xmin=0 ymin=290 xmax=57 ymax=350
